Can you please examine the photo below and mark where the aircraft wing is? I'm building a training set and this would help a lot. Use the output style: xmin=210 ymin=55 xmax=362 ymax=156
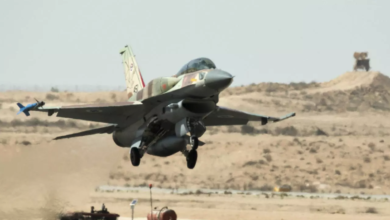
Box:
xmin=21 ymin=102 xmax=144 ymax=125
xmin=203 ymin=106 xmax=295 ymax=126
xmin=54 ymin=125 xmax=116 ymax=140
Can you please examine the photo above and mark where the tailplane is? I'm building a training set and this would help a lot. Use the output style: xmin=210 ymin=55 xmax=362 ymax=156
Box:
xmin=120 ymin=45 xmax=145 ymax=99
xmin=16 ymin=103 xmax=30 ymax=116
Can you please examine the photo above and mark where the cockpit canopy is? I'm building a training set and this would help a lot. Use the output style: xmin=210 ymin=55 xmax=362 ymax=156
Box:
xmin=175 ymin=58 xmax=216 ymax=77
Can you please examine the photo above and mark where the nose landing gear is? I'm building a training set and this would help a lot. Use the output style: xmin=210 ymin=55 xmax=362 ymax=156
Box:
xmin=190 ymin=136 xmax=199 ymax=150
xmin=186 ymin=149 xmax=198 ymax=169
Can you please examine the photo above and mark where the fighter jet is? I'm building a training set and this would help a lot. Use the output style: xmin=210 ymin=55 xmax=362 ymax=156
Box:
xmin=17 ymin=45 xmax=295 ymax=169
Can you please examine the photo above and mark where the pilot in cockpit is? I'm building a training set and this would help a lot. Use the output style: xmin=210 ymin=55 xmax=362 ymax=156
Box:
xmin=175 ymin=58 xmax=216 ymax=77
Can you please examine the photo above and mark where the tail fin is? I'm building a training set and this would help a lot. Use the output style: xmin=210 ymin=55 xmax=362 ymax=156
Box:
xmin=17 ymin=103 xmax=24 ymax=109
xmin=16 ymin=103 xmax=30 ymax=116
xmin=120 ymin=45 xmax=145 ymax=99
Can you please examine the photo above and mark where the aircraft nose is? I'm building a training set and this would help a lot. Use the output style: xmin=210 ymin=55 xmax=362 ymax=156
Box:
xmin=205 ymin=70 xmax=233 ymax=92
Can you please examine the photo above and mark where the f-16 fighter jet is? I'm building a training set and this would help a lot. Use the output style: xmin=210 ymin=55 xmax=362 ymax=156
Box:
xmin=16 ymin=45 xmax=295 ymax=169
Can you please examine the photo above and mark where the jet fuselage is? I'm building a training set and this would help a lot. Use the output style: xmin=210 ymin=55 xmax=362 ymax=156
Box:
xmin=113 ymin=59 xmax=233 ymax=159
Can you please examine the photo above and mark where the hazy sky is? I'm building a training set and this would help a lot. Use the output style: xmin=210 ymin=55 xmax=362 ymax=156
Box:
xmin=1 ymin=0 xmax=389 ymax=89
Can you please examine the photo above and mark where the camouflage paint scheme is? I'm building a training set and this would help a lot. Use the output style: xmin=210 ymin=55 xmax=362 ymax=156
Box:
xmin=130 ymin=71 xmax=208 ymax=102
xmin=18 ymin=44 xmax=295 ymax=169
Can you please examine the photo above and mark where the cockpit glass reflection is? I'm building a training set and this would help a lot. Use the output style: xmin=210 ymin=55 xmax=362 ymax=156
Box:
xmin=175 ymin=58 xmax=216 ymax=77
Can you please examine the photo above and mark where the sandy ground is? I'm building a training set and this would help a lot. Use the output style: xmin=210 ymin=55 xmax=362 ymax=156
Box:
xmin=1 ymin=71 xmax=390 ymax=219
xmin=64 ymin=191 xmax=390 ymax=220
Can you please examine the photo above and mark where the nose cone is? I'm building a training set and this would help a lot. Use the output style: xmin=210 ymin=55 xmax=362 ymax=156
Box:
xmin=205 ymin=70 xmax=233 ymax=92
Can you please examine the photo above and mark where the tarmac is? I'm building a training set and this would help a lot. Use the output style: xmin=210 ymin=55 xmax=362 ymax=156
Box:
xmin=98 ymin=185 xmax=390 ymax=200
xmin=119 ymin=218 xmax=196 ymax=220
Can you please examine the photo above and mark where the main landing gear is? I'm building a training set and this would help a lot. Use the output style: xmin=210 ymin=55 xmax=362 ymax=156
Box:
xmin=186 ymin=136 xmax=199 ymax=169
xmin=129 ymin=136 xmax=200 ymax=169
xmin=130 ymin=147 xmax=141 ymax=166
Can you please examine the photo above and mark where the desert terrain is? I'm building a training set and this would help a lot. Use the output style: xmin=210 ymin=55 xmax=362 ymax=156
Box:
xmin=1 ymin=71 xmax=390 ymax=219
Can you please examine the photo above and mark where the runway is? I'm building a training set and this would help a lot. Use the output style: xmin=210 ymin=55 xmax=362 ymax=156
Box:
xmin=119 ymin=218 xmax=197 ymax=220
xmin=97 ymin=185 xmax=390 ymax=201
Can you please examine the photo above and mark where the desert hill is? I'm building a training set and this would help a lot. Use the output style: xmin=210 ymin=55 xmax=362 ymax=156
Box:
xmin=319 ymin=71 xmax=390 ymax=92
xmin=221 ymin=71 xmax=390 ymax=113
xmin=1 ymin=71 xmax=390 ymax=216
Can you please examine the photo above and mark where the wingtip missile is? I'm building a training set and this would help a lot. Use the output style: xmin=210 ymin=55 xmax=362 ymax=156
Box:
xmin=16 ymin=99 xmax=45 ymax=117
xmin=16 ymin=102 xmax=35 ymax=116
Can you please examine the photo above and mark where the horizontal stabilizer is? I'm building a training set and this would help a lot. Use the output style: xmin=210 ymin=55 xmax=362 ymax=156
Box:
xmin=54 ymin=125 xmax=116 ymax=140
xmin=204 ymin=106 xmax=296 ymax=126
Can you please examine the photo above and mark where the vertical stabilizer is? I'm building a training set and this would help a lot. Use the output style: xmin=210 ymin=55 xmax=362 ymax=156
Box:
xmin=120 ymin=45 xmax=145 ymax=99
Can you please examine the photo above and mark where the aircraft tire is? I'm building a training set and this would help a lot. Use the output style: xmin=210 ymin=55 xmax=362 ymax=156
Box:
xmin=130 ymin=148 xmax=141 ymax=166
xmin=186 ymin=150 xmax=197 ymax=169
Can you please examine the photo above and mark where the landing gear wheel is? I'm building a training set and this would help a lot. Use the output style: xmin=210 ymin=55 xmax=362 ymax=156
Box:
xmin=190 ymin=136 xmax=199 ymax=150
xmin=130 ymin=148 xmax=141 ymax=166
xmin=186 ymin=150 xmax=198 ymax=169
